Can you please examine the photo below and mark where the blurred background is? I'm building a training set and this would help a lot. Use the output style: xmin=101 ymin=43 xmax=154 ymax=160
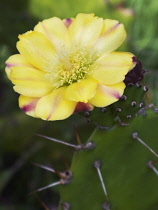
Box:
xmin=0 ymin=0 xmax=158 ymax=209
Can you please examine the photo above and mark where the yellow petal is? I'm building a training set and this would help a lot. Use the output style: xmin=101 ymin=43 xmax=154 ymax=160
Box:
xmin=65 ymin=78 xmax=98 ymax=103
xmin=89 ymin=82 xmax=125 ymax=107
xmin=17 ymin=31 xmax=57 ymax=71
xmin=34 ymin=17 xmax=70 ymax=49
xmin=68 ymin=13 xmax=103 ymax=47
xmin=5 ymin=54 xmax=33 ymax=78
xmin=19 ymin=95 xmax=39 ymax=117
xmin=10 ymin=66 xmax=53 ymax=97
xmin=90 ymin=52 xmax=135 ymax=85
xmin=94 ymin=19 xmax=126 ymax=54
xmin=35 ymin=87 xmax=77 ymax=121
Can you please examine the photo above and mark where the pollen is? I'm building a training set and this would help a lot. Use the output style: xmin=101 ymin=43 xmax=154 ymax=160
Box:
xmin=46 ymin=45 xmax=99 ymax=88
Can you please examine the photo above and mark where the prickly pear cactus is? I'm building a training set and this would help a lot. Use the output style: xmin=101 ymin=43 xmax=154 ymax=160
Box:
xmin=58 ymin=108 xmax=158 ymax=210
xmin=57 ymin=63 xmax=158 ymax=209
xmin=4 ymin=10 xmax=158 ymax=210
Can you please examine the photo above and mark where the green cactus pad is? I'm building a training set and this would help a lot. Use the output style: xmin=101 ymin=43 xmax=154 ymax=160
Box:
xmin=112 ymin=84 xmax=147 ymax=123
xmin=59 ymin=109 xmax=158 ymax=210
xmin=81 ymin=85 xmax=147 ymax=127
xmin=82 ymin=106 xmax=115 ymax=128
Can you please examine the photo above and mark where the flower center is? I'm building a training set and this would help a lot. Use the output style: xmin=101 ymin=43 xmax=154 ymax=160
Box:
xmin=46 ymin=45 xmax=99 ymax=88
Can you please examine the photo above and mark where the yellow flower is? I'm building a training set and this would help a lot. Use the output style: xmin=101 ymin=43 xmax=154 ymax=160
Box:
xmin=5 ymin=13 xmax=136 ymax=121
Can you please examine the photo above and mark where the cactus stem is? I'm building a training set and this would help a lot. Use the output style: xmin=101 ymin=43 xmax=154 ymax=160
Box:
xmin=132 ymin=132 xmax=158 ymax=158
xmin=61 ymin=202 xmax=71 ymax=210
xmin=147 ymin=161 xmax=158 ymax=176
xmin=93 ymin=160 xmax=109 ymax=202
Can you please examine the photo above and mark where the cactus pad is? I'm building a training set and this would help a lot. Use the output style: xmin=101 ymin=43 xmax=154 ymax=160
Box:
xmin=59 ymin=109 xmax=158 ymax=210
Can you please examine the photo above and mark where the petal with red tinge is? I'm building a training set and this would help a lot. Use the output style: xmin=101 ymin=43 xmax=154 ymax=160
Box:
xmin=5 ymin=54 xmax=33 ymax=78
xmin=34 ymin=17 xmax=70 ymax=48
xmin=89 ymin=82 xmax=125 ymax=107
xmin=35 ymin=87 xmax=77 ymax=121
xmin=17 ymin=31 xmax=57 ymax=71
xmin=90 ymin=51 xmax=135 ymax=85
xmin=94 ymin=19 xmax=126 ymax=54
xmin=19 ymin=95 xmax=40 ymax=117
xmin=68 ymin=13 xmax=103 ymax=47
xmin=10 ymin=66 xmax=53 ymax=97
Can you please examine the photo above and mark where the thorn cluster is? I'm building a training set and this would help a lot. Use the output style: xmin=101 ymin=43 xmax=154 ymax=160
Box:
xmin=61 ymin=202 xmax=71 ymax=210
xmin=132 ymin=132 xmax=158 ymax=158
xmin=94 ymin=160 xmax=109 ymax=203
xmin=37 ymin=134 xmax=94 ymax=151
xmin=147 ymin=161 xmax=158 ymax=176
